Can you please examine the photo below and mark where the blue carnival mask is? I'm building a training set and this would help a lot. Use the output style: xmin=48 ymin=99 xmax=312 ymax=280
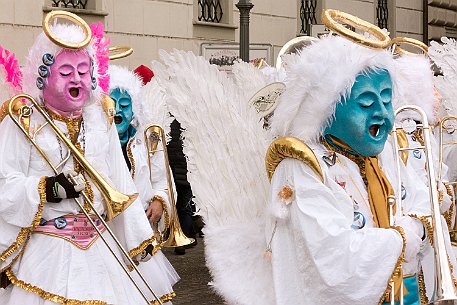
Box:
xmin=324 ymin=69 xmax=394 ymax=157
xmin=110 ymin=88 xmax=135 ymax=145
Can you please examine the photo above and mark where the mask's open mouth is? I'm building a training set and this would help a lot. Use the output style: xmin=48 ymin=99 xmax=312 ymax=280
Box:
xmin=69 ymin=88 xmax=80 ymax=98
xmin=114 ymin=116 xmax=123 ymax=124
xmin=369 ymin=124 xmax=380 ymax=137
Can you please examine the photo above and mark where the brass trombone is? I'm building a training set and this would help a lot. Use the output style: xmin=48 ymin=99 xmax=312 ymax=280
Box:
xmin=438 ymin=116 xmax=457 ymax=244
xmin=391 ymin=105 xmax=457 ymax=305
xmin=8 ymin=94 xmax=164 ymax=305
xmin=144 ymin=124 xmax=195 ymax=247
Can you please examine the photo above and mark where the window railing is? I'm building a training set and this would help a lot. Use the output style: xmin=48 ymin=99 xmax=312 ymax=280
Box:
xmin=51 ymin=0 xmax=88 ymax=9
xmin=376 ymin=0 xmax=389 ymax=29
xmin=198 ymin=0 xmax=223 ymax=23
xmin=299 ymin=0 xmax=317 ymax=36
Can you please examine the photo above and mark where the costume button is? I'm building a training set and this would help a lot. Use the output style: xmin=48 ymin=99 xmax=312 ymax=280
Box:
xmin=54 ymin=217 xmax=67 ymax=229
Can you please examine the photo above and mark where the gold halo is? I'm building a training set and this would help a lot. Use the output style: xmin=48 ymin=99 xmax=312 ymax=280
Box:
xmin=321 ymin=9 xmax=391 ymax=49
xmin=109 ymin=46 xmax=134 ymax=60
xmin=388 ymin=37 xmax=428 ymax=55
xmin=42 ymin=10 xmax=92 ymax=50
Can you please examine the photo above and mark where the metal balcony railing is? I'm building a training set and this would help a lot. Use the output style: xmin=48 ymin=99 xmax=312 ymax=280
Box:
xmin=198 ymin=0 xmax=224 ymax=23
xmin=299 ymin=0 xmax=317 ymax=36
xmin=51 ymin=0 xmax=88 ymax=9
xmin=376 ymin=0 xmax=389 ymax=29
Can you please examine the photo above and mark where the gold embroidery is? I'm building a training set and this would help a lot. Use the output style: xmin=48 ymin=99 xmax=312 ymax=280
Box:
xmin=5 ymin=269 xmax=107 ymax=305
xmin=379 ymin=226 xmax=406 ymax=304
xmin=418 ymin=268 xmax=429 ymax=304
xmin=152 ymin=195 xmax=170 ymax=232
xmin=443 ymin=182 xmax=455 ymax=232
xmin=128 ymin=235 xmax=156 ymax=259
xmin=151 ymin=292 xmax=176 ymax=305
xmin=127 ymin=138 xmax=136 ymax=179
xmin=0 ymin=177 xmax=46 ymax=262
xmin=409 ymin=214 xmax=434 ymax=246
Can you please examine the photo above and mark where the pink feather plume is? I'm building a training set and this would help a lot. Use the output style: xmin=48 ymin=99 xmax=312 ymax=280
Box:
xmin=90 ymin=22 xmax=110 ymax=93
xmin=0 ymin=45 xmax=22 ymax=92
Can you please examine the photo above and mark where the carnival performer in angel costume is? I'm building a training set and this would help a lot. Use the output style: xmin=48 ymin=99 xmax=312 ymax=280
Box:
xmin=151 ymin=9 xmax=457 ymax=305
xmin=429 ymin=37 xmax=457 ymax=253
xmin=393 ymin=53 xmax=455 ymax=237
xmin=0 ymin=12 xmax=175 ymax=305
xmin=108 ymin=64 xmax=179 ymax=288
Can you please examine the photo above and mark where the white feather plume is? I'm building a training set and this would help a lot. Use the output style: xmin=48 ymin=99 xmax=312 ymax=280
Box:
xmin=139 ymin=76 xmax=173 ymax=141
xmin=152 ymin=49 xmax=275 ymax=305
xmin=429 ymin=37 xmax=457 ymax=118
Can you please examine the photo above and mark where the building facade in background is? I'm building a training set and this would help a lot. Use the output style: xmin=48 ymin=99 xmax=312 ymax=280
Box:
xmin=0 ymin=0 xmax=455 ymax=69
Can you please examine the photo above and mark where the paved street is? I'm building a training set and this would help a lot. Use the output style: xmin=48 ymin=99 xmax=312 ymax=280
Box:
xmin=163 ymin=236 xmax=226 ymax=305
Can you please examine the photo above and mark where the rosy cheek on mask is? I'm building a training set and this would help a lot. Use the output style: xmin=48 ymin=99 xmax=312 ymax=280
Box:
xmin=42 ymin=50 xmax=92 ymax=115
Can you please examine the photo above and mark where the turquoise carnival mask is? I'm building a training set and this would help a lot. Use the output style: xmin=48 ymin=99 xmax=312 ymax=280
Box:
xmin=110 ymin=88 xmax=136 ymax=145
xmin=324 ymin=69 xmax=394 ymax=157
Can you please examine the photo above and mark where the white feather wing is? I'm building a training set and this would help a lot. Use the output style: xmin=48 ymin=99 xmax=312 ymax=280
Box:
xmin=139 ymin=77 xmax=173 ymax=141
xmin=153 ymin=49 xmax=275 ymax=305
xmin=430 ymin=38 xmax=457 ymax=117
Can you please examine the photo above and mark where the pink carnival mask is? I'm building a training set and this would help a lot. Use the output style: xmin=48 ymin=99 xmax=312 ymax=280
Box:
xmin=42 ymin=50 xmax=92 ymax=117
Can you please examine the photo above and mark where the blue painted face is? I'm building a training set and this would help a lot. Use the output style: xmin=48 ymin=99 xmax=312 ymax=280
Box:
xmin=110 ymin=88 xmax=134 ymax=143
xmin=324 ymin=69 xmax=394 ymax=157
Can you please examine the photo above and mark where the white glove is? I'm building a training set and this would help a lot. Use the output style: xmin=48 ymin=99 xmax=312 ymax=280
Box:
xmin=395 ymin=216 xmax=424 ymax=263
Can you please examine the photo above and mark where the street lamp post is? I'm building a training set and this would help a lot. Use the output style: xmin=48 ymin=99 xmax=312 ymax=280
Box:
xmin=236 ymin=0 xmax=254 ymax=62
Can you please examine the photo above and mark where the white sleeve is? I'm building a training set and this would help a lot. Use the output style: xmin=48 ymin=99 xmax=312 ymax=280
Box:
xmin=132 ymin=142 xmax=173 ymax=232
xmin=105 ymin=124 xmax=155 ymax=257
xmin=0 ymin=117 xmax=44 ymax=267
xmin=269 ymin=158 xmax=404 ymax=305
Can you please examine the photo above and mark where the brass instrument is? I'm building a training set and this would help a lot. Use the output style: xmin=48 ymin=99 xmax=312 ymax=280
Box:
xmin=391 ymin=105 xmax=457 ymax=305
xmin=8 ymin=94 xmax=164 ymax=305
xmin=438 ymin=116 xmax=457 ymax=244
xmin=144 ymin=124 xmax=195 ymax=247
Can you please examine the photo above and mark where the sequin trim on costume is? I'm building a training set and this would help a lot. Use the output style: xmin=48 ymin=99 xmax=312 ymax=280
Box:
xmin=379 ymin=226 xmax=406 ymax=304
xmin=152 ymin=195 xmax=170 ymax=232
xmin=5 ymin=269 xmax=107 ymax=305
xmin=127 ymin=138 xmax=136 ymax=179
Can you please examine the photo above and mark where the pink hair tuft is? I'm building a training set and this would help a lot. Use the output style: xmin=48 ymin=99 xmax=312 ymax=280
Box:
xmin=90 ymin=22 xmax=110 ymax=93
xmin=0 ymin=45 xmax=22 ymax=91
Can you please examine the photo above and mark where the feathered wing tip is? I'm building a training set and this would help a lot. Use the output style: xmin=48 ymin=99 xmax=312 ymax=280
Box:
xmin=153 ymin=49 xmax=274 ymax=304
xmin=430 ymin=37 xmax=457 ymax=81
xmin=435 ymin=75 xmax=457 ymax=118
xmin=138 ymin=74 xmax=173 ymax=141
xmin=270 ymin=35 xmax=396 ymax=143
xmin=393 ymin=54 xmax=437 ymax=124
xmin=0 ymin=46 xmax=22 ymax=104
xmin=429 ymin=37 xmax=457 ymax=119
xmin=231 ymin=60 xmax=269 ymax=102
xmin=90 ymin=22 xmax=110 ymax=93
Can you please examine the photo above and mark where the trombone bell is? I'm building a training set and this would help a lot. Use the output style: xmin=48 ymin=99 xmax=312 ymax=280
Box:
xmin=144 ymin=124 xmax=195 ymax=248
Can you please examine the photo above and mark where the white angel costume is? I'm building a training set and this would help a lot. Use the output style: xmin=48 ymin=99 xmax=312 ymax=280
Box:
xmin=0 ymin=23 xmax=175 ymax=305
xmin=393 ymin=54 xmax=454 ymax=226
xmin=108 ymin=65 xmax=179 ymax=298
xmin=151 ymin=34 xmax=457 ymax=305
xmin=429 ymin=38 xmax=457 ymax=250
